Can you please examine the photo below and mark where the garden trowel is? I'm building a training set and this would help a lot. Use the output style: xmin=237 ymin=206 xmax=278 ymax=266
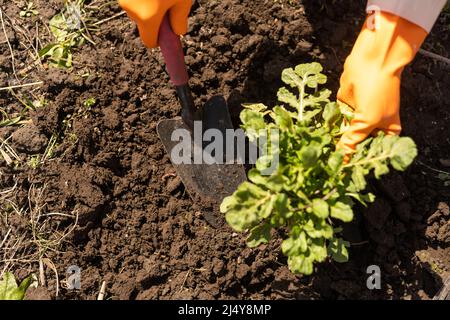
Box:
xmin=156 ymin=15 xmax=246 ymax=227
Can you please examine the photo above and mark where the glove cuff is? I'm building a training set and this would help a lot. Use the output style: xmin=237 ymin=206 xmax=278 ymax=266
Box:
xmin=367 ymin=0 xmax=446 ymax=33
xmin=350 ymin=11 xmax=428 ymax=76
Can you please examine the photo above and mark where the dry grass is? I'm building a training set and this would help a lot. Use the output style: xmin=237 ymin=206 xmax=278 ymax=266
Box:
xmin=0 ymin=178 xmax=78 ymax=294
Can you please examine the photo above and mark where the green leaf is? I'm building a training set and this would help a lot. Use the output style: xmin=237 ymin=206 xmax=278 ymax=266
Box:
xmin=323 ymin=102 xmax=341 ymax=127
xmin=299 ymin=145 xmax=320 ymax=168
xmin=17 ymin=276 xmax=32 ymax=296
xmin=390 ymin=137 xmax=417 ymax=171
xmin=240 ymin=109 xmax=266 ymax=136
xmin=351 ymin=166 xmax=366 ymax=191
xmin=273 ymin=106 xmax=293 ymax=130
xmin=248 ymin=170 xmax=285 ymax=193
xmin=281 ymin=68 xmax=302 ymax=88
xmin=65 ymin=52 xmax=73 ymax=68
xmin=305 ymin=89 xmax=331 ymax=106
xmin=294 ymin=62 xmax=327 ymax=89
xmin=83 ymin=97 xmax=97 ymax=108
xmin=282 ymin=231 xmax=308 ymax=256
xmin=0 ymin=272 xmax=32 ymax=300
xmin=328 ymin=238 xmax=350 ymax=263
xmin=277 ymin=87 xmax=299 ymax=110
xmin=348 ymin=192 xmax=376 ymax=206
xmin=247 ymin=224 xmax=271 ymax=247
xmin=275 ymin=194 xmax=291 ymax=218
xmin=0 ymin=116 xmax=22 ymax=127
xmin=247 ymin=168 xmax=266 ymax=185
xmin=294 ymin=63 xmax=318 ymax=76
xmin=243 ymin=181 xmax=268 ymax=199
xmin=311 ymin=199 xmax=329 ymax=219
xmin=242 ymin=103 xmax=268 ymax=113
xmin=310 ymin=239 xmax=328 ymax=262
xmin=328 ymin=150 xmax=344 ymax=174
xmin=287 ymin=253 xmax=314 ymax=275
xmin=373 ymin=162 xmax=389 ymax=179
xmin=222 ymin=181 xmax=270 ymax=232
xmin=39 ymin=43 xmax=58 ymax=57
xmin=338 ymin=102 xmax=355 ymax=122
xmin=303 ymin=218 xmax=333 ymax=239
xmin=225 ymin=209 xmax=259 ymax=232
xmin=330 ymin=201 xmax=354 ymax=222
xmin=220 ymin=195 xmax=238 ymax=213
xmin=260 ymin=195 xmax=276 ymax=219
xmin=306 ymin=73 xmax=327 ymax=89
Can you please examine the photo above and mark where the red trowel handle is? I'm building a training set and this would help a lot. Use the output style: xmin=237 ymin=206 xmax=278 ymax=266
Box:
xmin=158 ymin=14 xmax=197 ymax=128
xmin=159 ymin=15 xmax=189 ymax=86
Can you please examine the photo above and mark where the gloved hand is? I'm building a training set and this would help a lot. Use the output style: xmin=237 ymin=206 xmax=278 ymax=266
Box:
xmin=336 ymin=11 xmax=428 ymax=154
xmin=119 ymin=0 xmax=192 ymax=48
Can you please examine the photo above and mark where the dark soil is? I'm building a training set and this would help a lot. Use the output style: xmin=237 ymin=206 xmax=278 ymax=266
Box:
xmin=1 ymin=0 xmax=449 ymax=300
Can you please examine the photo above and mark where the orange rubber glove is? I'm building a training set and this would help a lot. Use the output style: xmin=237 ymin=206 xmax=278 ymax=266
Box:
xmin=336 ymin=11 xmax=428 ymax=154
xmin=119 ymin=0 xmax=192 ymax=48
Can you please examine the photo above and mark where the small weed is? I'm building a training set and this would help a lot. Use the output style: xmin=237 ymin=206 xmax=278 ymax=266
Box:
xmin=19 ymin=1 xmax=38 ymax=18
xmin=68 ymin=133 xmax=78 ymax=143
xmin=32 ymin=97 xmax=49 ymax=109
xmin=27 ymin=155 xmax=40 ymax=169
xmin=83 ymin=97 xmax=96 ymax=108
xmin=39 ymin=0 xmax=98 ymax=68
xmin=42 ymin=134 xmax=58 ymax=161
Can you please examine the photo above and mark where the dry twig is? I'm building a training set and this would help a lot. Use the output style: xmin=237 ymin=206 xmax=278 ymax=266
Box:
xmin=419 ymin=49 xmax=450 ymax=66
xmin=0 ymin=8 xmax=19 ymax=82
xmin=97 ymin=281 xmax=106 ymax=300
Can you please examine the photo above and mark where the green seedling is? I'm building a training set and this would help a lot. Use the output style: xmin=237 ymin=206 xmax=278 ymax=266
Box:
xmin=220 ymin=62 xmax=417 ymax=275
xmin=32 ymin=97 xmax=49 ymax=109
xmin=68 ymin=133 xmax=78 ymax=144
xmin=60 ymin=97 xmax=95 ymax=136
xmin=27 ymin=155 xmax=40 ymax=169
xmin=83 ymin=97 xmax=96 ymax=108
xmin=39 ymin=0 xmax=97 ymax=68
xmin=20 ymin=1 xmax=38 ymax=18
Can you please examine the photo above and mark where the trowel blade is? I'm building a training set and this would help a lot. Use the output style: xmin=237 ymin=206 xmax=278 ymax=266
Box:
xmin=157 ymin=96 xmax=246 ymax=227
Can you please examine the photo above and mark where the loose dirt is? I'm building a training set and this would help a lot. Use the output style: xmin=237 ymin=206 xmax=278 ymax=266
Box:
xmin=0 ymin=0 xmax=449 ymax=300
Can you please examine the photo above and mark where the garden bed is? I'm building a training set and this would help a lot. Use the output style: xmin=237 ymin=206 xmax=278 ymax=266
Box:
xmin=0 ymin=0 xmax=449 ymax=300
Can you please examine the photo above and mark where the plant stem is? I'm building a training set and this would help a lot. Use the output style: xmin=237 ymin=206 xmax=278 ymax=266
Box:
xmin=343 ymin=154 xmax=391 ymax=168
xmin=297 ymin=78 xmax=307 ymax=122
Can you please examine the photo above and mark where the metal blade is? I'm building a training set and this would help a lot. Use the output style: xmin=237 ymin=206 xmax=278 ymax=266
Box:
xmin=157 ymin=96 xmax=246 ymax=227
